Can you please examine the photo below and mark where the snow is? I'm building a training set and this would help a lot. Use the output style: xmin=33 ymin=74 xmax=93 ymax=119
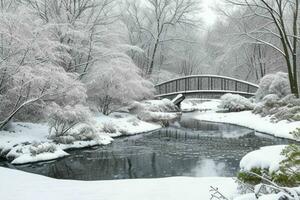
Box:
xmin=12 ymin=148 xmax=69 ymax=164
xmin=234 ymin=193 xmax=257 ymax=200
xmin=181 ymin=99 xmax=221 ymax=112
xmin=234 ymin=193 xmax=284 ymax=200
xmin=0 ymin=167 xmax=238 ymax=200
xmin=0 ymin=113 xmax=161 ymax=164
xmin=219 ymin=93 xmax=254 ymax=111
xmin=171 ymin=93 xmax=184 ymax=104
xmin=94 ymin=113 xmax=161 ymax=137
xmin=240 ymin=145 xmax=286 ymax=172
xmin=190 ymin=100 xmax=300 ymax=141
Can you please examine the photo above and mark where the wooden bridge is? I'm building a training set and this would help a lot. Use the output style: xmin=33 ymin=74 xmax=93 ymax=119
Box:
xmin=155 ymin=75 xmax=259 ymax=99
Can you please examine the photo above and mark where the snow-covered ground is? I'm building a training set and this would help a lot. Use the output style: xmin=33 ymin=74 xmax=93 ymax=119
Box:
xmin=187 ymin=99 xmax=300 ymax=141
xmin=94 ymin=112 xmax=161 ymax=137
xmin=0 ymin=113 xmax=161 ymax=164
xmin=181 ymin=98 xmax=221 ymax=112
xmin=0 ymin=167 xmax=238 ymax=200
xmin=1 ymin=99 xmax=299 ymax=200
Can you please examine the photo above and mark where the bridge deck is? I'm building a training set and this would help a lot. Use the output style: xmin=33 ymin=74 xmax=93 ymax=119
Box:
xmin=155 ymin=75 xmax=259 ymax=99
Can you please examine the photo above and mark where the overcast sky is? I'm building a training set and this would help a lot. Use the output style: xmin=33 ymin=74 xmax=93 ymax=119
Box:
xmin=200 ymin=0 xmax=220 ymax=26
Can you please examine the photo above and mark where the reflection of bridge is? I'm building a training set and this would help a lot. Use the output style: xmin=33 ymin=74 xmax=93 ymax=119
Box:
xmin=155 ymin=75 xmax=259 ymax=99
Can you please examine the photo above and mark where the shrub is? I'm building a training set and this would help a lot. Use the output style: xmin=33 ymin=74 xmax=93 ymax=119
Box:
xmin=29 ymin=142 xmax=57 ymax=156
xmin=48 ymin=103 xmax=92 ymax=137
xmin=219 ymin=93 xmax=254 ymax=112
xmin=275 ymin=144 xmax=300 ymax=186
xmin=253 ymin=94 xmax=300 ymax=121
xmin=143 ymin=99 xmax=180 ymax=112
xmin=238 ymin=145 xmax=300 ymax=187
xmin=237 ymin=168 xmax=267 ymax=185
xmin=129 ymin=99 xmax=180 ymax=113
xmin=256 ymin=72 xmax=290 ymax=101
xmin=102 ymin=123 xmax=117 ymax=133
xmin=291 ymin=128 xmax=300 ymax=139
xmin=52 ymin=125 xmax=98 ymax=144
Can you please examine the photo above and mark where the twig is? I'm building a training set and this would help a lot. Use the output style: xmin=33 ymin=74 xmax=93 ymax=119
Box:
xmin=209 ymin=186 xmax=229 ymax=200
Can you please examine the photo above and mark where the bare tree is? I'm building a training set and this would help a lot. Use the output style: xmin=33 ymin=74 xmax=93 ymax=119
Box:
xmin=122 ymin=0 xmax=201 ymax=77
xmin=226 ymin=0 xmax=300 ymax=97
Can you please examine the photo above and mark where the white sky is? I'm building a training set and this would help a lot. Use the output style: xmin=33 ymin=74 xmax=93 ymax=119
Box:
xmin=200 ymin=0 xmax=220 ymax=26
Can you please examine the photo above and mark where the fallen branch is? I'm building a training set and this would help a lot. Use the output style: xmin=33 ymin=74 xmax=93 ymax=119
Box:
xmin=209 ymin=186 xmax=229 ymax=200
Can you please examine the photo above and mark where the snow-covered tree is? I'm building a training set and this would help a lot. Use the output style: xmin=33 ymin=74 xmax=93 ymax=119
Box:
xmin=0 ymin=5 xmax=87 ymax=129
xmin=122 ymin=0 xmax=201 ymax=76
xmin=86 ymin=53 xmax=154 ymax=115
xmin=227 ymin=0 xmax=300 ymax=97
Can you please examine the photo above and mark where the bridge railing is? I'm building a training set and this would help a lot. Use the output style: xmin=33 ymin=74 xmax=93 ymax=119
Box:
xmin=155 ymin=75 xmax=259 ymax=99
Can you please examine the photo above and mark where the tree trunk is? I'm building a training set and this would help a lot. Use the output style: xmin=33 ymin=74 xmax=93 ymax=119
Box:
xmin=0 ymin=98 xmax=40 ymax=130
xmin=147 ymin=37 xmax=160 ymax=76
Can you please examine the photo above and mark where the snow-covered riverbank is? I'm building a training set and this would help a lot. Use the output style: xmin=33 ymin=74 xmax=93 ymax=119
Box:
xmin=0 ymin=167 xmax=238 ymax=200
xmin=186 ymin=99 xmax=300 ymax=141
xmin=0 ymin=113 xmax=161 ymax=164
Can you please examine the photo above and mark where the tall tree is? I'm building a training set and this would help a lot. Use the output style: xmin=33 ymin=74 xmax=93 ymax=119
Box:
xmin=122 ymin=0 xmax=201 ymax=77
xmin=227 ymin=0 xmax=300 ymax=97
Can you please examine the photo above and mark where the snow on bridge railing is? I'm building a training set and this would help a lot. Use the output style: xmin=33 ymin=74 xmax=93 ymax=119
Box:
xmin=155 ymin=75 xmax=259 ymax=99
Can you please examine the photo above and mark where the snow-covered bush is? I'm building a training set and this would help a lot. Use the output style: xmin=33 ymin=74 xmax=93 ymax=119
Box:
xmin=137 ymin=111 xmax=180 ymax=126
xmin=128 ymin=99 xmax=181 ymax=126
xmin=256 ymin=72 xmax=290 ymax=100
xmin=236 ymin=174 xmax=300 ymax=200
xmin=219 ymin=93 xmax=254 ymax=112
xmin=129 ymin=99 xmax=180 ymax=113
xmin=253 ymin=94 xmax=300 ymax=122
xmin=48 ymin=104 xmax=93 ymax=138
xmin=29 ymin=142 xmax=56 ymax=156
xmin=52 ymin=124 xmax=98 ymax=144
xmin=274 ymin=144 xmax=300 ymax=186
xmin=291 ymin=128 xmax=300 ymax=140
xmin=238 ymin=145 xmax=300 ymax=187
xmin=102 ymin=123 xmax=117 ymax=133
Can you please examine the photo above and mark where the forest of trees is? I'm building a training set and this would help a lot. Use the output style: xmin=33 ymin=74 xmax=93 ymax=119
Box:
xmin=1 ymin=0 xmax=300 ymax=129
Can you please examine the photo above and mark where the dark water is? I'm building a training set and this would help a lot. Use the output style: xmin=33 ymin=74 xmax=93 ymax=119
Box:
xmin=0 ymin=116 xmax=293 ymax=180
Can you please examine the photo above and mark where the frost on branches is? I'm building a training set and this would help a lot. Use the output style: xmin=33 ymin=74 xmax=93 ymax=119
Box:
xmin=48 ymin=104 xmax=93 ymax=138
xmin=85 ymin=48 xmax=154 ymax=115
xmin=0 ymin=1 xmax=154 ymax=130
xmin=0 ymin=6 xmax=87 ymax=130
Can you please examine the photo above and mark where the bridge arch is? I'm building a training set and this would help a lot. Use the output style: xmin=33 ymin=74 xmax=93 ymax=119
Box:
xmin=155 ymin=75 xmax=259 ymax=99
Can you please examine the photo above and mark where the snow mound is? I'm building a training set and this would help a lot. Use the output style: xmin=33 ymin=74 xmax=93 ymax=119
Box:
xmin=240 ymin=145 xmax=286 ymax=172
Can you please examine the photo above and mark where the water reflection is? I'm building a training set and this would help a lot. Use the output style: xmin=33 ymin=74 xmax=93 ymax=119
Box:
xmin=0 ymin=118 xmax=294 ymax=180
